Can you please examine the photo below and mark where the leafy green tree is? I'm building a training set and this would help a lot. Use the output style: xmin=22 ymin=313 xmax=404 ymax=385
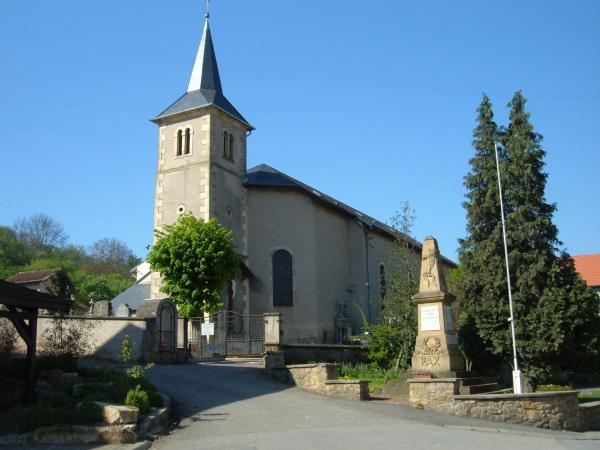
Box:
xmin=364 ymin=202 xmax=419 ymax=372
xmin=0 ymin=226 xmax=29 ymax=278
xmin=72 ymin=272 xmax=133 ymax=305
xmin=147 ymin=214 xmax=240 ymax=316
xmin=458 ymin=92 xmax=600 ymax=384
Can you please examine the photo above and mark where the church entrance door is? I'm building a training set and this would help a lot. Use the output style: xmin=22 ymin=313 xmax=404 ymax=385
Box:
xmin=188 ymin=310 xmax=264 ymax=357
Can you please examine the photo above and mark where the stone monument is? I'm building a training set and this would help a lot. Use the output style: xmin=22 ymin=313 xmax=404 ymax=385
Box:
xmin=411 ymin=236 xmax=464 ymax=374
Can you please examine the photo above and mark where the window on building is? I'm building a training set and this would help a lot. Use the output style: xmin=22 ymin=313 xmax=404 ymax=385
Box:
xmin=223 ymin=131 xmax=234 ymax=161
xmin=379 ymin=263 xmax=387 ymax=302
xmin=184 ymin=128 xmax=191 ymax=154
xmin=273 ymin=249 xmax=293 ymax=307
xmin=176 ymin=130 xmax=183 ymax=156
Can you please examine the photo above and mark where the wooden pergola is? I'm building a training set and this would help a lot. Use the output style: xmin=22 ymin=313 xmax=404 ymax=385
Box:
xmin=0 ymin=279 xmax=72 ymax=402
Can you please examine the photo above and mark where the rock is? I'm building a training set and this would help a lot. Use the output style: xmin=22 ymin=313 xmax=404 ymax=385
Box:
xmin=28 ymin=425 xmax=99 ymax=445
xmin=97 ymin=402 xmax=140 ymax=425
xmin=97 ymin=424 xmax=138 ymax=444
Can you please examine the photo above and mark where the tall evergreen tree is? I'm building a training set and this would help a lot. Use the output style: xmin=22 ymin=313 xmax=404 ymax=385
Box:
xmin=456 ymin=94 xmax=505 ymax=373
xmin=458 ymin=92 xmax=600 ymax=384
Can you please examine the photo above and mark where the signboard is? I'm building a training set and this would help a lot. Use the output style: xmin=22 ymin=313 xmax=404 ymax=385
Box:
xmin=201 ymin=322 xmax=215 ymax=336
xmin=420 ymin=305 xmax=440 ymax=331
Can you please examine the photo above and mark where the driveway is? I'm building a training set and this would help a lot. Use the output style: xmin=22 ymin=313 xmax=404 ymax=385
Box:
xmin=145 ymin=358 xmax=600 ymax=450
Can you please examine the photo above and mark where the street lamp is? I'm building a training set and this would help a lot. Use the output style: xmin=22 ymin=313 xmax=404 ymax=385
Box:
xmin=494 ymin=143 xmax=522 ymax=394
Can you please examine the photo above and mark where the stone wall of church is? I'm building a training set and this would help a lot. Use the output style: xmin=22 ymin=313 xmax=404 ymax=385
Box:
xmin=247 ymin=187 xmax=430 ymax=344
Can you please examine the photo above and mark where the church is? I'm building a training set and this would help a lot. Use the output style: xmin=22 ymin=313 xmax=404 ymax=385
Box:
xmin=149 ymin=12 xmax=455 ymax=344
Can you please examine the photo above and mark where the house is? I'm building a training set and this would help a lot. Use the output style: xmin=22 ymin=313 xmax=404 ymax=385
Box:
xmin=148 ymin=12 xmax=456 ymax=344
xmin=572 ymin=254 xmax=600 ymax=298
xmin=110 ymin=262 xmax=151 ymax=317
xmin=6 ymin=268 xmax=71 ymax=298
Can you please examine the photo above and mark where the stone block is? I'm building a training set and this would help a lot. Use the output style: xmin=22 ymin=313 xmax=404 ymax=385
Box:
xmin=97 ymin=402 xmax=140 ymax=425
xmin=28 ymin=425 xmax=99 ymax=445
xmin=97 ymin=424 xmax=138 ymax=444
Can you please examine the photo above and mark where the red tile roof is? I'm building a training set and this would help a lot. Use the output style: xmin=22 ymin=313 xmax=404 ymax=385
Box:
xmin=6 ymin=269 xmax=60 ymax=284
xmin=572 ymin=254 xmax=600 ymax=287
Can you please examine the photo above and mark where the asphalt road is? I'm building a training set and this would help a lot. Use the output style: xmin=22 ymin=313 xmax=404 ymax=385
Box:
xmin=144 ymin=358 xmax=600 ymax=450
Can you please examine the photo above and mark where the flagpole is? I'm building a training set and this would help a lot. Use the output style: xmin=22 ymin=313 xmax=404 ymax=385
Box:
xmin=494 ymin=142 xmax=522 ymax=394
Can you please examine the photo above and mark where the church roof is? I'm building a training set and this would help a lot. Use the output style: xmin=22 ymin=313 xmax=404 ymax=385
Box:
xmin=153 ymin=16 xmax=253 ymax=129
xmin=245 ymin=164 xmax=396 ymax=236
xmin=245 ymin=164 xmax=456 ymax=266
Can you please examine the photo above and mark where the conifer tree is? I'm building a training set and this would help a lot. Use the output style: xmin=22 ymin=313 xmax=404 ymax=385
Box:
xmin=456 ymin=94 xmax=505 ymax=373
xmin=458 ymin=92 xmax=600 ymax=384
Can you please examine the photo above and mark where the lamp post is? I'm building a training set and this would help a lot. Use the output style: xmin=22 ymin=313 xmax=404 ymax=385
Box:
xmin=494 ymin=143 xmax=522 ymax=394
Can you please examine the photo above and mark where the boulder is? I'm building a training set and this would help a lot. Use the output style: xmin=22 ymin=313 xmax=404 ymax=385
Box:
xmin=96 ymin=402 xmax=140 ymax=425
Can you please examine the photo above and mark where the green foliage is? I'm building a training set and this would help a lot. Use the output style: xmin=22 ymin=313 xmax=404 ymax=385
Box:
xmin=457 ymin=92 xmax=600 ymax=384
xmin=338 ymin=362 xmax=399 ymax=392
xmin=125 ymin=385 xmax=150 ymax=414
xmin=72 ymin=272 xmax=132 ymax=305
xmin=0 ymin=213 xmax=138 ymax=306
xmin=147 ymin=214 xmax=240 ymax=316
xmin=121 ymin=334 xmax=132 ymax=363
xmin=126 ymin=363 xmax=155 ymax=379
xmin=0 ymin=226 xmax=29 ymax=278
xmin=12 ymin=398 xmax=102 ymax=432
xmin=536 ymin=384 xmax=570 ymax=392
xmin=579 ymin=389 xmax=600 ymax=404
xmin=362 ymin=202 xmax=418 ymax=372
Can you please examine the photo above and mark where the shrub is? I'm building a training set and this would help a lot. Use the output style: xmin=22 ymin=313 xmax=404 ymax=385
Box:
xmin=125 ymin=385 xmax=150 ymax=414
xmin=12 ymin=399 xmax=101 ymax=432
xmin=536 ymin=384 xmax=571 ymax=392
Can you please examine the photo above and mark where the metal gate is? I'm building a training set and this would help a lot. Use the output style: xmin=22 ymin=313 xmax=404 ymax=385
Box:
xmin=188 ymin=311 xmax=264 ymax=357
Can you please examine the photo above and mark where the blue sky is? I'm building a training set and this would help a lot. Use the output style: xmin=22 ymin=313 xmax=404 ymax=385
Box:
xmin=1 ymin=0 xmax=598 ymax=261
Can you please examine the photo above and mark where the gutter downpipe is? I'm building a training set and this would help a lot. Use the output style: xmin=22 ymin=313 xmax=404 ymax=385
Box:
xmin=356 ymin=219 xmax=372 ymax=324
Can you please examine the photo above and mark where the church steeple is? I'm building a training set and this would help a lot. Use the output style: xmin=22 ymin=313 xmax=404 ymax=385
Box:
xmin=153 ymin=12 xmax=253 ymax=129
xmin=187 ymin=15 xmax=222 ymax=94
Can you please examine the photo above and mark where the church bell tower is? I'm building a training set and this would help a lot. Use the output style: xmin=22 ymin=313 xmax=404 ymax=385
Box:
xmin=150 ymin=11 xmax=254 ymax=300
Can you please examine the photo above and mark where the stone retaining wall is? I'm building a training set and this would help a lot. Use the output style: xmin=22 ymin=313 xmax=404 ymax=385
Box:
xmin=284 ymin=363 xmax=369 ymax=400
xmin=282 ymin=344 xmax=366 ymax=364
xmin=579 ymin=401 xmax=600 ymax=431
xmin=408 ymin=378 xmax=596 ymax=431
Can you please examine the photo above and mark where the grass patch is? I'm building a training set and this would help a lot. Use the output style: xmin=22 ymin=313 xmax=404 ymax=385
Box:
xmin=579 ymin=389 xmax=600 ymax=404
xmin=338 ymin=362 xmax=399 ymax=392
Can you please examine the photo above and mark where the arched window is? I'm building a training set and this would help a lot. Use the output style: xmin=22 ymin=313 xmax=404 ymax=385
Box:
xmin=272 ymin=249 xmax=293 ymax=307
xmin=379 ymin=263 xmax=387 ymax=301
xmin=184 ymin=128 xmax=191 ymax=154
xmin=176 ymin=130 xmax=183 ymax=156
xmin=228 ymin=133 xmax=234 ymax=161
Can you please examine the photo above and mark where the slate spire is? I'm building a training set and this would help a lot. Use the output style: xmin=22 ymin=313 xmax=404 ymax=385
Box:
xmin=187 ymin=14 xmax=223 ymax=94
xmin=153 ymin=11 xmax=253 ymax=129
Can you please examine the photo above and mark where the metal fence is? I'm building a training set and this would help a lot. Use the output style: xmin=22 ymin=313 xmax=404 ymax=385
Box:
xmin=188 ymin=311 xmax=264 ymax=357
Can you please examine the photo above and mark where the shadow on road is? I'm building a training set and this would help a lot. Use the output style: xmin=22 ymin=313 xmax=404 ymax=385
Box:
xmin=145 ymin=357 xmax=290 ymax=429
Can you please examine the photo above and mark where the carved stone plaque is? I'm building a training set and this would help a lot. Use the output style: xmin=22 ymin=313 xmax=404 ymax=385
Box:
xmin=420 ymin=305 xmax=440 ymax=331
